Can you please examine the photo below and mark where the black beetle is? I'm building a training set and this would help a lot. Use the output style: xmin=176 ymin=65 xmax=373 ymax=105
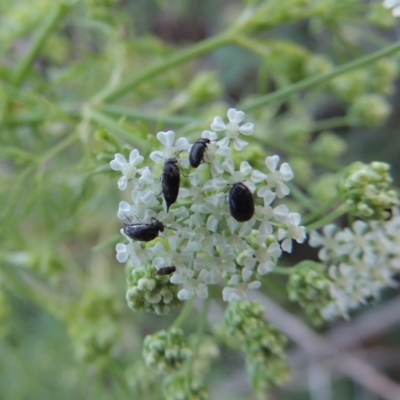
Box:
xmin=229 ymin=182 xmax=255 ymax=222
xmin=156 ymin=266 xmax=176 ymax=275
xmin=123 ymin=217 xmax=165 ymax=242
xmin=189 ymin=138 xmax=211 ymax=168
xmin=162 ymin=158 xmax=180 ymax=212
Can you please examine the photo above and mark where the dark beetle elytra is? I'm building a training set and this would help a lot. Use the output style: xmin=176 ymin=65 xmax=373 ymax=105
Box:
xmin=229 ymin=182 xmax=255 ymax=222
xmin=123 ymin=217 xmax=164 ymax=242
xmin=162 ymin=158 xmax=180 ymax=212
xmin=189 ymin=138 xmax=211 ymax=168
xmin=156 ymin=266 xmax=176 ymax=275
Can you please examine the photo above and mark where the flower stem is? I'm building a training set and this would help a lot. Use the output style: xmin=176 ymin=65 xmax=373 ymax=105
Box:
xmin=287 ymin=183 xmax=318 ymax=211
xmin=302 ymin=196 xmax=341 ymax=225
xmin=272 ymin=267 xmax=292 ymax=275
xmin=243 ymin=40 xmax=400 ymax=111
xmin=94 ymin=32 xmax=233 ymax=104
xmin=88 ymin=109 xmax=148 ymax=148
xmin=306 ymin=204 xmax=349 ymax=232
xmin=171 ymin=298 xmax=196 ymax=329
xmin=312 ymin=115 xmax=350 ymax=131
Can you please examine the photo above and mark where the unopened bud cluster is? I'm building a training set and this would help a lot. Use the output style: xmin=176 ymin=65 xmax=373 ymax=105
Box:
xmin=163 ymin=373 xmax=210 ymax=400
xmin=287 ymin=261 xmax=334 ymax=326
xmin=224 ymin=301 xmax=290 ymax=393
xmin=126 ymin=266 xmax=180 ymax=315
xmin=142 ymin=328 xmax=192 ymax=376
xmin=339 ymin=161 xmax=398 ymax=220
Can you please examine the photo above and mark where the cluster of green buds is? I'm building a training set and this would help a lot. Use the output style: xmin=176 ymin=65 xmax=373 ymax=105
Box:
xmin=66 ymin=289 xmax=121 ymax=365
xmin=287 ymin=261 xmax=334 ymax=326
xmin=141 ymin=329 xmax=218 ymax=398
xmin=163 ymin=373 xmax=210 ymax=400
xmin=348 ymin=94 xmax=391 ymax=127
xmin=338 ymin=161 xmax=398 ymax=219
xmin=142 ymin=328 xmax=193 ymax=376
xmin=126 ymin=266 xmax=180 ymax=315
xmin=224 ymin=301 xmax=290 ymax=394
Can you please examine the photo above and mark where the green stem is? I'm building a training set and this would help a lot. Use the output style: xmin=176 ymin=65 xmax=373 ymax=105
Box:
xmin=88 ymin=109 xmax=148 ymax=148
xmin=302 ymin=196 xmax=340 ymax=225
xmin=243 ymin=40 xmax=400 ymax=111
xmin=171 ymin=298 xmax=195 ymax=329
xmin=287 ymin=183 xmax=318 ymax=212
xmin=38 ymin=132 xmax=79 ymax=165
xmin=94 ymin=32 xmax=233 ymax=103
xmin=272 ymin=267 xmax=291 ymax=275
xmin=100 ymin=104 xmax=196 ymax=127
xmin=13 ymin=4 xmax=71 ymax=87
xmin=312 ymin=116 xmax=350 ymax=131
xmin=194 ymin=298 xmax=210 ymax=354
xmin=306 ymin=204 xmax=349 ymax=232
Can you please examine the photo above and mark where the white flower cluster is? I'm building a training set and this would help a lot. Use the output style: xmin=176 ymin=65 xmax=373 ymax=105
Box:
xmin=309 ymin=213 xmax=400 ymax=319
xmin=383 ymin=0 xmax=400 ymax=17
xmin=110 ymin=109 xmax=306 ymax=303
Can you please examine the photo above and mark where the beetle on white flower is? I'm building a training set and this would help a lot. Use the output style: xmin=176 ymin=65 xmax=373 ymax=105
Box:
xmin=110 ymin=109 xmax=306 ymax=310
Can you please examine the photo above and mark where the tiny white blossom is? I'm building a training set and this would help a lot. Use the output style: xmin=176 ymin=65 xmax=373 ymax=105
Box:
xmin=110 ymin=149 xmax=144 ymax=190
xmin=211 ymin=108 xmax=254 ymax=151
xmin=278 ymin=213 xmax=306 ymax=253
xmin=150 ymin=130 xmax=191 ymax=165
xmin=252 ymin=156 xmax=294 ymax=198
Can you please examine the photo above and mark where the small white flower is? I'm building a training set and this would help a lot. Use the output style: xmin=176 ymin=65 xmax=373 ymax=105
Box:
xmin=278 ymin=213 xmax=306 ymax=253
xmin=150 ymin=130 xmax=191 ymax=165
xmin=252 ymin=156 xmax=294 ymax=198
xmin=110 ymin=149 xmax=144 ymax=190
xmin=211 ymin=108 xmax=254 ymax=151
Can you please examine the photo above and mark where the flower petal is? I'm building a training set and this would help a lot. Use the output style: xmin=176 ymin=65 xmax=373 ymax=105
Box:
xmin=265 ymin=155 xmax=280 ymax=172
xmin=157 ymin=130 xmax=175 ymax=147
xmin=239 ymin=122 xmax=254 ymax=135
xmin=211 ymin=116 xmax=226 ymax=131
xmin=227 ymin=108 xmax=244 ymax=124
xmin=110 ymin=154 xmax=126 ymax=171
xmin=233 ymin=138 xmax=249 ymax=151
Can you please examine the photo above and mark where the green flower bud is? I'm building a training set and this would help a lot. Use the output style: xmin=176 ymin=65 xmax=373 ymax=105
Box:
xmin=309 ymin=173 xmax=339 ymax=203
xmin=331 ymin=71 xmax=367 ymax=102
xmin=163 ymin=373 xmax=210 ymax=400
xmin=289 ymin=157 xmax=313 ymax=186
xmin=126 ymin=266 xmax=180 ymax=315
xmin=339 ymin=161 xmax=398 ymax=220
xmin=142 ymin=328 xmax=192 ymax=376
xmin=367 ymin=60 xmax=398 ymax=94
xmin=304 ymin=54 xmax=333 ymax=77
xmin=188 ymin=72 xmax=223 ymax=104
xmin=288 ymin=261 xmax=333 ymax=326
xmin=224 ymin=301 xmax=290 ymax=393
xmin=348 ymin=94 xmax=391 ymax=128
xmin=311 ymin=131 xmax=347 ymax=160
xmin=224 ymin=301 xmax=265 ymax=340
